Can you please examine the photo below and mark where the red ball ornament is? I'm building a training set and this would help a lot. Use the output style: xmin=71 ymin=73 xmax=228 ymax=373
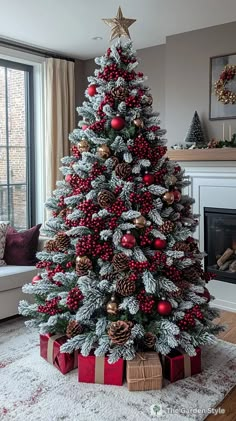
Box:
xmin=87 ymin=84 xmax=97 ymax=96
xmin=82 ymin=124 xmax=88 ymax=130
xmin=153 ymin=238 xmax=167 ymax=250
xmin=143 ymin=173 xmax=155 ymax=186
xmin=65 ymin=174 xmax=72 ymax=183
xmin=173 ymin=190 xmax=182 ymax=202
xmin=32 ymin=274 xmax=42 ymax=285
xmin=121 ymin=233 xmax=136 ymax=249
xmin=157 ymin=300 xmax=172 ymax=316
xmin=111 ymin=116 xmax=125 ymax=130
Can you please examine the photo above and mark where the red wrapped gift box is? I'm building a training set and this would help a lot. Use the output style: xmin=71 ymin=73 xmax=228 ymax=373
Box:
xmin=162 ymin=347 xmax=201 ymax=383
xmin=40 ymin=334 xmax=78 ymax=375
xmin=78 ymin=353 xmax=124 ymax=386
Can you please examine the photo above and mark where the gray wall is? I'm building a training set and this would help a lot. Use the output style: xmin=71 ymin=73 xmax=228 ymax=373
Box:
xmin=76 ymin=21 xmax=236 ymax=147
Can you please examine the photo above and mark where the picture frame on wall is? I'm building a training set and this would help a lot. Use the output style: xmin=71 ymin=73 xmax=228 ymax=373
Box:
xmin=209 ymin=53 xmax=236 ymax=120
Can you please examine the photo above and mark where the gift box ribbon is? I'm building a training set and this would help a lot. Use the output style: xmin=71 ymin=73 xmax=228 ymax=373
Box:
xmin=47 ymin=334 xmax=78 ymax=368
xmin=161 ymin=351 xmax=192 ymax=378
xmin=95 ymin=356 xmax=105 ymax=384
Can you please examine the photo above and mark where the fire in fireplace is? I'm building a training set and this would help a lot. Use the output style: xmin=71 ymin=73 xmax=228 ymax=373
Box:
xmin=204 ymin=207 xmax=236 ymax=284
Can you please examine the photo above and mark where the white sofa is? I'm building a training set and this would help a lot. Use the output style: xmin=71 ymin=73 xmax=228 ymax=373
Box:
xmin=0 ymin=237 xmax=46 ymax=320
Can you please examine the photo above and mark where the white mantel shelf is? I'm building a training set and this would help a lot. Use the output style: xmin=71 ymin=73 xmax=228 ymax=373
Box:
xmin=167 ymin=148 xmax=236 ymax=161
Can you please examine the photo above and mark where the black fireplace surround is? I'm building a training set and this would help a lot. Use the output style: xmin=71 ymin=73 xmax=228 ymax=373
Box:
xmin=204 ymin=207 xmax=236 ymax=284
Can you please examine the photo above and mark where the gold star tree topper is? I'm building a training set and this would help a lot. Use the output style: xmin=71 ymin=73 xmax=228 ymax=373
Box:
xmin=102 ymin=7 xmax=136 ymax=41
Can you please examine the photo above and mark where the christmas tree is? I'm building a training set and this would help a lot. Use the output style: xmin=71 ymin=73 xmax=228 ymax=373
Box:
xmin=185 ymin=111 xmax=206 ymax=146
xmin=19 ymin=8 xmax=223 ymax=363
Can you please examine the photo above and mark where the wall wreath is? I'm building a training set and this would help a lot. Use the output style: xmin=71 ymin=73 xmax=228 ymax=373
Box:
xmin=214 ymin=64 xmax=236 ymax=104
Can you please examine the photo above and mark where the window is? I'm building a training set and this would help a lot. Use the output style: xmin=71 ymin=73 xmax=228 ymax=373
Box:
xmin=0 ymin=59 xmax=34 ymax=229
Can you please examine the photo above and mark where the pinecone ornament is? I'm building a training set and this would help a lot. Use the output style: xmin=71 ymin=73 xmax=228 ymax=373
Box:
xmin=112 ymin=253 xmax=129 ymax=271
xmin=108 ymin=320 xmax=132 ymax=345
xmin=111 ymin=86 xmax=128 ymax=100
xmin=97 ymin=190 xmax=116 ymax=208
xmin=66 ymin=320 xmax=84 ymax=338
xmin=76 ymin=255 xmax=92 ymax=275
xmin=160 ymin=221 xmax=175 ymax=234
xmin=116 ymin=277 xmax=136 ymax=296
xmin=173 ymin=241 xmax=191 ymax=252
xmin=115 ymin=163 xmax=132 ymax=179
xmin=143 ymin=332 xmax=156 ymax=349
xmin=171 ymin=280 xmax=189 ymax=297
xmin=183 ymin=267 xmax=201 ymax=282
xmin=55 ymin=232 xmax=70 ymax=251
xmin=45 ymin=239 xmax=57 ymax=252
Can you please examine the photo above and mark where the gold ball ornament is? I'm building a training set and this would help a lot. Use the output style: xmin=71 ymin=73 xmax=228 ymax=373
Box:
xmin=133 ymin=118 xmax=144 ymax=128
xmin=163 ymin=191 xmax=175 ymax=205
xmin=78 ymin=139 xmax=90 ymax=153
xmin=97 ymin=144 xmax=111 ymax=159
xmin=133 ymin=215 xmax=147 ymax=229
xmin=106 ymin=296 xmax=119 ymax=315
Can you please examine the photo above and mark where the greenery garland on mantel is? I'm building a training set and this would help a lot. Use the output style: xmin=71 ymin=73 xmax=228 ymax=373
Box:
xmin=171 ymin=134 xmax=236 ymax=150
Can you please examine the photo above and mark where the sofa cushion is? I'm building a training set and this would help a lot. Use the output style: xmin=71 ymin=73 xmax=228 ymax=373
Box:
xmin=4 ymin=224 xmax=41 ymax=265
xmin=0 ymin=222 xmax=8 ymax=266
xmin=0 ymin=266 xmax=38 ymax=292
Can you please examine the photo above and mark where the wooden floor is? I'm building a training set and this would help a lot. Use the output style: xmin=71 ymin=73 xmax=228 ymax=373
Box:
xmin=206 ymin=310 xmax=236 ymax=421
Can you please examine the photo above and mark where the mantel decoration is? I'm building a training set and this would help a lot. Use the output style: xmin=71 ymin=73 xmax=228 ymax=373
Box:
xmin=210 ymin=53 xmax=236 ymax=120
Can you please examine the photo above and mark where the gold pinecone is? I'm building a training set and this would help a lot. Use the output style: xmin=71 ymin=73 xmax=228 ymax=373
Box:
xmin=143 ymin=332 xmax=156 ymax=349
xmin=115 ymin=163 xmax=132 ymax=179
xmin=55 ymin=232 xmax=70 ymax=251
xmin=45 ymin=239 xmax=57 ymax=252
xmin=108 ymin=320 xmax=133 ymax=345
xmin=116 ymin=277 xmax=136 ymax=296
xmin=112 ymin=253 xmax=130 ymax=271
xmin=173 ymin=242 xmax=191 ymax=252
xmin=97 ymin=190 xmax=116 ymax=208
xmin=160 ymin=221 xmax=175 ymax=234
xmin=66 ymin=320 xmax=84 ymax=338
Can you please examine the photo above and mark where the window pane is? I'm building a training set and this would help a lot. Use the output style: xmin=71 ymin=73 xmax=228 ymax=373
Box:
xmin=7 ymin=68 xmax=26 ymax=147
xmin=9 ymin=184 xmax=27 ymax=229
xmin=0 ymin=185 xmax=8 ymax=222
xmin=0 ymin=67 xmax=6 ymax=146
xmin=9 ymin=147 xmax=26 ymax=184
xmin=0 ymin=147 xmax=7 ymax=184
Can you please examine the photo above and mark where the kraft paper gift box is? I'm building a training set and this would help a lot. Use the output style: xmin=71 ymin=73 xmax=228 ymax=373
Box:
xmin=126 ymin=352 xmax=162 ymax=391
xmin=40 ymin=334 xmax=78 ymax=375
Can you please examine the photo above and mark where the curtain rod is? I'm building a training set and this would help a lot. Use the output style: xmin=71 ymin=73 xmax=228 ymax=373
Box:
xmin=0 ymin=38 xmax=76 ymax=62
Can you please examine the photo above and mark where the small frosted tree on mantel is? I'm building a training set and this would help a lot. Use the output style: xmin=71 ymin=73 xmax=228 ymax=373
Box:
xmin=19 ymin=8 xmax=223 ymax=363
xmin=185 ymin=111 xmax=207 ymax=147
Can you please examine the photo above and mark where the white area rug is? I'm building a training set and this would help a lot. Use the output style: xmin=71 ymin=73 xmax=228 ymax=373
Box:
xmin=0 ymin=318 xmax=236 ymax=421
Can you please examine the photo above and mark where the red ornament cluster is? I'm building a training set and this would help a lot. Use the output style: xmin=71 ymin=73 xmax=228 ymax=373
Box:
xmin=98 ymin=63 xmax=136 ymax=82
xmin=165 ymin=266 xmax=182 ymax=282
xmin=137 ymin=290 xmax=155 ymax=313
xmin=128 ymin=136 xmax=167 ymax=167
xmin=178 ymin=305 xmax=204 ymax=330
xmin=76 ymin=234 xmax=113 ymax=261
xmin=130 ymin=191 xmax=154 ymax=215
xmin=66 ymin=287 xmax=83 ymax=311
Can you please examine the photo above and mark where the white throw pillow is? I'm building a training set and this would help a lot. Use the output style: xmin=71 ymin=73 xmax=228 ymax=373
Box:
xmin=0 ymin=222 xmax=9 ymax=266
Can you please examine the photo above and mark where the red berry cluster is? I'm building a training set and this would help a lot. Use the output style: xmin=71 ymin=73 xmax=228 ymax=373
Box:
xmin=137 ymin=72 xmax=144 ymax=78
xmin=66 ymin=287 xmax=83 ymax=311
xmin=128 ymin=136 xmax=166 ymax=167
xmin=47 ymin=264 xmax=65 ymax=280
xmin=154 ymin=167 xmax=168 ymax=184
xmin=71 ymin=146 xmax=81 ymax=158
xmin=174 ymin=165 xmax=181 ymax=175
xmin=80 ymin=215 xmax=105 ymax=234
xmin=107 ymin=198 xmax=127 ymax=217
xmin=90 ymin=162 xmax=106 ymax=178
xmin=137 ymin=289 xmax=155 ymax=313
xmin=89 ymin=119 xmax=105 ymax=133
xmin=146 ymin=125 xmax=161 ymax=132
xmin=178 ymin=305 xmax=204 ymax=331
xmin=58 ymin=196 xmax=65 ymax=208
xmin=125 ymin=95 xmax=140 ymax=108
xmin=139 ymin=226 xmax=153 ymax=246
xmin=130 ymin=191 xmax=154 ymax=215
xmin=129 ymin=260 xmax=149 ymax=272
xmin=38 ymin=297 xmax=62 ymax=316
xmin=98 ymin=64 xmax=136 ymax=82
xmin=129 ymin=272 xmax=138 ymax=281
xmin=108 ymin=216 xmax=118 ymax=230
xmin=97 ymin=94 xmax=115 ymax=118
xmin=76 ymin=234 xmax=113 ymax=261
xmin=114 ymin=186 xmax=122 ymax=195
xmin=73 ymin=177 xmax=92 ymax=195
xmin=149 ymin=251 xmax=167 ymax=271
xmin=66 ymin=261 xmax=73 ymax=269
xmin=202 ymin=271 xmax=215 ymax=283
xmin=78 ymin=199 xmax=99 ymax=217
xmin=165 ymin=266 xmax=182 ymax=282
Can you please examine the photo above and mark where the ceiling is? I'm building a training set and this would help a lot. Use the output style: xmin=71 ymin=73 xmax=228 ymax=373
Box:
xmin=1 ymin=0 xmax=236 ymax=60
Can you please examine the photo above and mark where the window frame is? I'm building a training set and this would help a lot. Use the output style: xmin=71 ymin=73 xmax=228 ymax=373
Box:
xmin=0 ymin=58 xmax=35 ymax=228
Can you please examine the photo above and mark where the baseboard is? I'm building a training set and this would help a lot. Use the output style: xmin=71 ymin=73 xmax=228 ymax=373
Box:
xmin=210 ymin=299 xmax=236 ymax=312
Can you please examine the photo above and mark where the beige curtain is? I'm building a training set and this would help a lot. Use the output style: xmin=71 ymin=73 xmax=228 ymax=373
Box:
xmin=44 ymin=58 xmax=75 ymax=198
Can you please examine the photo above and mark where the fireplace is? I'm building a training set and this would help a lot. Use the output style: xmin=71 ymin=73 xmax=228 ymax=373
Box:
xmin=204 ymin=207 xmax=236 ymax=284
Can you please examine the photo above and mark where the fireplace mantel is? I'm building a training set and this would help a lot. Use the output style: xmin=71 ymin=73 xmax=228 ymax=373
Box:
xmin=167 ymin=148 xmax=236 ymax=161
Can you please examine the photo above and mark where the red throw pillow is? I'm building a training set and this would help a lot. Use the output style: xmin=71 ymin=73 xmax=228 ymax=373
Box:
xmin=4 ymin=224 xmax=41 ymax=266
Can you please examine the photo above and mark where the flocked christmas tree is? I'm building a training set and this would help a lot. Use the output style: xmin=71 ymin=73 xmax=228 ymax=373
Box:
xmin=185 ymin=111 xmax=206 ymax=147
xmin=19 ymin=8 xmax=223 ymax=363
